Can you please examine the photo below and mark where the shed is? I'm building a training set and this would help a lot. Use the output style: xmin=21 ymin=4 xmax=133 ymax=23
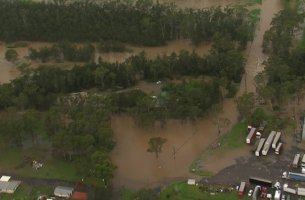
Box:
xmin=54 ymin=186 xmax=74 ymax=198
xmin=0 ymin=180 xmax=21 ymax=194
xmin=187 ymin=179 xmax=196 ymax=185
xmin=71 ymin=191 xmax=88 ymax=200
xmin=0 ymin=176 xmax=11 ymax=182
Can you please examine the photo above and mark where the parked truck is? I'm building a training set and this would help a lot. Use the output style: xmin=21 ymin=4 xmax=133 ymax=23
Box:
xmin=262 ymin=131 xmax=276 ymax=156
xmin=246 ymin=127 xmax=257 ymax=144
xmin=255 ymin=138 xmax=265 ymax=156
xmin=301 ymin=154 xmax=305 ymax=168
xmin=252 ymin=185 xmax=261 ymax=200
xmin=283 ymin=184 xmax=296 ymax=194
xmin=275 ymin=142 xmax=283 ymax=155
xmin=272 ymin=132 xmax=281 ymax=149
xmin=282 ymin=172 xmax=305 ymax=182
xmin=274 ymin=190 xmax=281 ymax=200
xmin=298 ymin=187 xmax=305 ymax=196
xmin=238 ymin=181 xmax=246 ymax=197
xmin=292 ymin=153 xmax=300 ymax=168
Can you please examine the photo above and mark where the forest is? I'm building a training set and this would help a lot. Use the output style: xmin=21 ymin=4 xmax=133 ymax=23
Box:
xmin=0 ymin=0 xmax=255 ymax=47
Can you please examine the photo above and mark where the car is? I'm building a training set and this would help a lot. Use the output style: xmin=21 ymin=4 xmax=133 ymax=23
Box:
xmin=281 ymin=194 xmax=286 ymax=200
xmin=248 ymin=189 xmax=253 ymax=196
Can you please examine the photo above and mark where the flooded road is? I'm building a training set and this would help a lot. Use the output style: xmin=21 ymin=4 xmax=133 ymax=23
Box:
xmin=238 ymin=0 xmax=282 ymax=94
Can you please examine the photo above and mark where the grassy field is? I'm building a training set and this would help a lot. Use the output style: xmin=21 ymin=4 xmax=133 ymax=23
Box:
xmin=0 ymin=183 xmax=53 ymax=200
xmin=190 ymin=121 xmax=247 ymax=176
xmin=0 ymin=148 xmax=80 ymax=182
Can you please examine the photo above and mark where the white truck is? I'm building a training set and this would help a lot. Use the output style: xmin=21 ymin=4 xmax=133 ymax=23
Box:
xmin=272 ymin=132 xmax=281 ymax=149
xmin=283 ymin=184 xmax=296 ymax=194
xmin=262 ymin=131 xmax=276 ymax=156
xmin=274 ymin=190 xmax=281 ymax=200
xmin=246 ymin=127 xmax=256 ymax=144
xmin=255 ymin=138 xmax=265 ymax=156
xmin=293 ymin=153 xmax=300 ymax=168
xmin=297 ymin=187 xmax=305 ymax=196
xmin=275 ymin=142 xmax=283 ymax=155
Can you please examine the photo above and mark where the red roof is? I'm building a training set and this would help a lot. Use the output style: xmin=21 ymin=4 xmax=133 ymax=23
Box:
xmin=71 ymin=191 xmax=88 ymax=200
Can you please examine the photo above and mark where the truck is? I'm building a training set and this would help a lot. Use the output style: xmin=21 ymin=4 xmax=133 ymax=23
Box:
xmin=283 ymin=184 xmax=296 ymax=194
xmin=262 ymin=131 xmax=276 ymax=156
xmin=298 ymin=187 xmax=305 ymax=196
xmin=275 ymin=142 xmax=283 ymax=155
xmin=246 ymin=127 xmax=257 ymax=144
xmin=238 ymin=181 xmax=246 ymax=197
xmin=292 ymin=153 xmax=300 ymax=168
xmin=252 ymin=185 xmax=261 ymax=200
xmin=282 ymin=172 xmax=305 ymax=182
xmin=255 ymin=138 xmax=265 ymax=156
xmin=274 ymin=190 xmax=281 ymax=200
xmin=260 ymin=187 xmax=267 ymax=199
xmin=272 ymin=132 xmax=281 ymax=149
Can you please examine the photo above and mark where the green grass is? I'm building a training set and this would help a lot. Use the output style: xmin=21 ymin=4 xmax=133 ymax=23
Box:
xmin=190 ymin=121 xmax=247 ymax=176
xmin=0 ymin=183 xmax=53 ymax=200
xmin=159 ymin=182 xmax=251 ymax=200
xmin=220 ymin=121 xmax=248 ymax=149
xmin=0 ymin=148 xmax=80 ymax=182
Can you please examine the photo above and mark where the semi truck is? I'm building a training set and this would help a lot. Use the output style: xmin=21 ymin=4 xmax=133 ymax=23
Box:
xmin=252 ymin=185 xmax=261 ymax=200
xmin=283 ymin=184 xmax=296 ymax=194
xmin=246 ymin=127 xmax=257 ymax=144
xmin=297 ymin=187 xmax=305 ymax=196
xmin=272 ymin=132 xmax=281 ymax=149
xmin=238 ymin=181 xmax=246 ymax=197
xmin=262 ymin=131 xmax=276 ymax=156
xmin=282 ymin=172 xmax=305 ymax=182
xmin=255 ymin=138 xmax=265 ymax=156
xmin=292 ymin=153 xmax=300 ymax=168
xmin=275 ymin=142 xmax=283 ymax=155
xmin=274 ymin=190 xmax=281 ymax=200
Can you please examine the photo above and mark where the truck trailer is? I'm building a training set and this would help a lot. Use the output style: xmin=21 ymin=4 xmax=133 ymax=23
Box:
xmin=275 ymin=142 xmax=283 ymax=155
xmin=283 ymin=184 xmax=296 ymax=194
xmin=282 ymin=172 xmax=305 ymax=182
xmin=293 ymin=153 xmax=300 ymax=168
xmin=298 ymin=187 xmax=305 ymax=196
xmin=255 ymin=138 xmax=265 ymax=156
xmin=262 ymin=131 xmax=276 ymax=156
xmin=238 ymin=181 xmax=246 ymax=197
xmin=246 ymin=128 xmax=256 ymax=144
xmin=272 ymin=132 xmax=281 ymax=149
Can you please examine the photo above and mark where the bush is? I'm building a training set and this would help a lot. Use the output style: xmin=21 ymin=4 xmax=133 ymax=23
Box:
xmin=97 ymin=40 xmax=127 ymax=52
xmin=5 ymin=49 xmax=18 ymax=62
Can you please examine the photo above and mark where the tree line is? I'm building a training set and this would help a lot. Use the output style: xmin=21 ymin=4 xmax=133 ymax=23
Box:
xmin=258 ymin=8 xmax=305 ymax=106
xmin=0 ymin=0 xmax=255 ymax=46
xmin=0 ymin=41 xmax=244 ymax=110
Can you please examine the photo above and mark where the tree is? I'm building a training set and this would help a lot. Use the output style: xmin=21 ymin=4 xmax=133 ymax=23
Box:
xmin=235 ymin=92 xmax=255 ymax=120
xmin=5 ymin=49 xmax=18 ymax=62
xmin=147 ymin=137 xmax=167 ymax=158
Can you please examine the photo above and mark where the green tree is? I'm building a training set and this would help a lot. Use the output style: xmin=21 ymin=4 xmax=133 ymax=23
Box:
xmin=235 ymin=93 xmax=255 ymax=120
xmin=147 ymin=137 xmax=167 ymax=158
xmin=5 ymin=49 xmax=18 ymax=62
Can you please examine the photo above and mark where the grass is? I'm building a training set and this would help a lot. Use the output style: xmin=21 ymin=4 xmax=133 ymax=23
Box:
xmin=0 ymin=183 xmax=53 ymax=200
xmin=0 ymin=148 xmax=80 ymax=182
xmin=220 ymin=121 xmax=248 ymax=149
xmin=6 ymin=42 xmax=28 ymax=48
xmin=159 ymin=182 xmax=251 ymax=200
xmin=190 ymin=121 xmax=248 ymax=176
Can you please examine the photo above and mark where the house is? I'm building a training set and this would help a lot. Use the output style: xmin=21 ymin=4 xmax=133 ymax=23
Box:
xmin=71 ymin=191 xmax=88 ymax=200
xmin=54 ymin=186 xmax=74 ymax=198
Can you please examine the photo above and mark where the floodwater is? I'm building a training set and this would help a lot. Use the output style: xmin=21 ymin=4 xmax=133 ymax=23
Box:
xmin=238 ymin=0 xmax=282 ymax=94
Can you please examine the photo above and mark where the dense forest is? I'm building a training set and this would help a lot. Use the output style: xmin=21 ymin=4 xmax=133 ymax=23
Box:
xmin=0 ymin=0 xmax=255 ymax=46
xmin=258 ymin=8 xmax=305 ymax=105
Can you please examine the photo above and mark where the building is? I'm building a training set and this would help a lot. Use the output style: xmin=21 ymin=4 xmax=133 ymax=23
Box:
xmin=71 ymin=191 xmax=88 ymax=200
xmin=0 ymin=176 xmax=21 ymax=194
xmin=54 ymin=186 xmax=74 ymax=198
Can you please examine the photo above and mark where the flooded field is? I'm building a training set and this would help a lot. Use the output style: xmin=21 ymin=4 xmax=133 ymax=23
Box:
xmin=0 ymin=0 xmax=285 ymax=190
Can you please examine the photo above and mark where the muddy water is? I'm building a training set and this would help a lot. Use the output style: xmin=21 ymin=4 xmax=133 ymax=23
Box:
xmin=238 ymin=0 xmax=282 ymax=94
xmin=97 ymin=40 xmax=211 ymax=63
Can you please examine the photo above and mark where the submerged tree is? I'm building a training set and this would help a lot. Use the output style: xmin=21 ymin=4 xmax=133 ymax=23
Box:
xmin=147 ymin=137 xmax=167 ymax=158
